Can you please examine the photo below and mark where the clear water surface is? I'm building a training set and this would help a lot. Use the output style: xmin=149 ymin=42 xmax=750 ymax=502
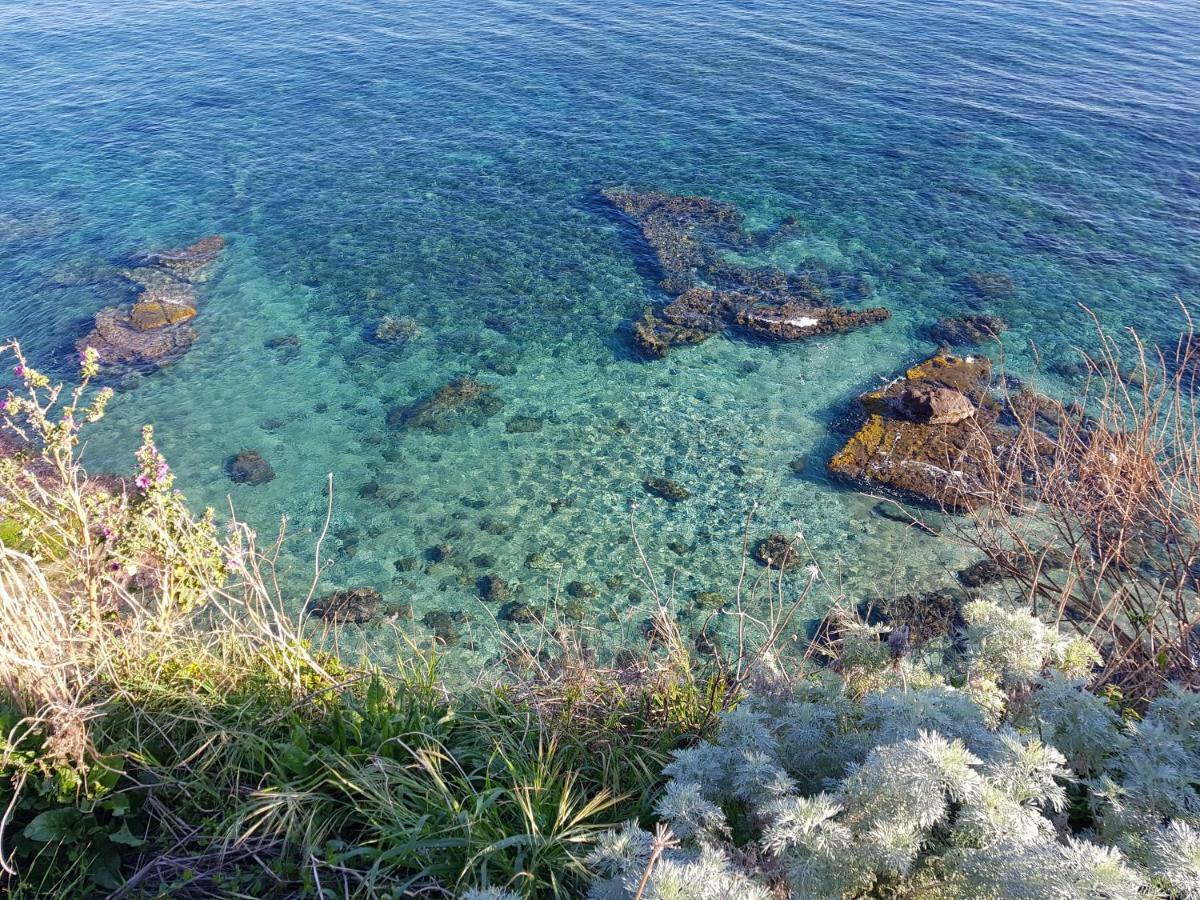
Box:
xmin=1 ymin=0 xmax=1197 ymax=664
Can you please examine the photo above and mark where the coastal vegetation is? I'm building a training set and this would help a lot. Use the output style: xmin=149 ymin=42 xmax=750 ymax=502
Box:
xmin=2 ymin=318 xmax=1200 ymax=898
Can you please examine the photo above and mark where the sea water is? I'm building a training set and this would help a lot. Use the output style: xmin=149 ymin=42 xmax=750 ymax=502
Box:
xmin=1 ymin=0 xmax=1197 ymax=665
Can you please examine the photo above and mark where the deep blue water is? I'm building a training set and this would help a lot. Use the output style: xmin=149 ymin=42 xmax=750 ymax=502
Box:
xmin=1 ymin=0 xmax=1198 ymax=660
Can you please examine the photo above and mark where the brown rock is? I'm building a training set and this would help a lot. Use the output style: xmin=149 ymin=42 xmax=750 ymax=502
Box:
xmin=734 ymin=302 xmax=890 ymax=340
xmin=129 ymin=287 xmax=197 ymax=331
xmin=77 ymin=305 xmax=197 ymax=370
xmin=828 ymin=354 xmax=999 ymax=509
xmin=632 ymin=311 xmax=714 ymax=359
xmin=754 ymin=533 xmax=802 ymax=570
xmin=899 ymin=385 xmax=976 ymax=425
xmin=604 ymin=188 xmax=891 ymax=359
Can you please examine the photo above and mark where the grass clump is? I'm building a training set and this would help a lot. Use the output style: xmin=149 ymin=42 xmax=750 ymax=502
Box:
xmin=0 ymin=343 xmax=717 ymax=898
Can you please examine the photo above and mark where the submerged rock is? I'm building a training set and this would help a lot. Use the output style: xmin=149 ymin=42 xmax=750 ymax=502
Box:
xmin=604 ymin=189 xmax=890 ymax=358
xmin=499 ymin=601 xmax=542 ymax=625
xmin=79 ymin=235 xmax=225 ymax=377
xmin=964 ymin=271 xmax=1014 ymax=298
xmin=388 ymin=375 xmax=503 ymax=432
xmin=642 ymin=476 xmax=690 ymax=502
xmin=733 ymin=300 xmax=889 ymax=341
xmin=827 ymin=352 xmax=1059 ymax=510
xmin=754 ymin=533 xmax=802 ymax=570
xmin=861 ymin=590 xmax=965 ymax=645
xmin=140 ymin=235 xmax=227 ymax=282
xmin=927 ymin=313 xmax=1007 ymax=346
xmin=307 ymin=587 xmax=383 ymax=624
xmin=227 ymin=449 xmax=275 ymax=485
xmin=77 ymin=305 xmax=197 ymax=371
xmin=373 ymin=314 xmax=421 ymax=345
xmin=566 ymin=580 xmax=599 ymax=599
xmin=504 ymin=415 xmax=544 ymax=434
xmin=478 ymin=574 xmax=512 ymax=602
xmin=422 ymin=609 xmax=466 ymax=646
xmin=632 ymin=309 xmax=714 ymax=359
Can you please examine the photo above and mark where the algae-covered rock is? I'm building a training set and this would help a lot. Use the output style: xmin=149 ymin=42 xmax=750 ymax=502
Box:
xmin=307 ymin=587 xmax=383 ymax=624
xmin=477 ymin=574 xmax=511 ymax=602
xmin=78 ymin=305 xmax=197 ymax=371
xmin=505 ymin=415 xmax=544 ymax=434
xmin=79 ymin=235 xmax=225 ymax=378
xmin=604 ymin=188 xmax=891 ymax=359
xmin=373 ymin=314 xmax=421 ymax=345
xmin=141 ymin=235 xmax=227 ymax=282
xmin=643 ymin=476 xmax=690 ymax=502
xmin=754 ymin=533 xmax=801 ymax=570
xmin=500 ymin=601 xmax=542 ymax=625
xmin=964 ymin=271 xmax=1014 ymax=298
xmin=226 ymin=449 xmax=275 ymax=485
xmin=422 ymin=609 xmax=466 ymax=646
xmin=388 ymin=375 xmax=503 ymax=432
xmin=927 ymin=313 xmax=1006 ymax=346
xmin=825 ymin=352 xmax=1058 ymax=510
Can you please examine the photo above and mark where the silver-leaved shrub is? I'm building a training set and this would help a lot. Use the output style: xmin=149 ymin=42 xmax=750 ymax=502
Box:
xmin=588 ymin=600 xmax=1200 ymax=899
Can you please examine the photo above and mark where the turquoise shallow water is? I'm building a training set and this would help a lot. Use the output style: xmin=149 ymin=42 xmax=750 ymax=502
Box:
xmin=1 ymin=0 xmax=1198 ymax=663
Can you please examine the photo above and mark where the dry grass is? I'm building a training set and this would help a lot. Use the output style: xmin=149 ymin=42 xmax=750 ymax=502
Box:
xmin=945 ymin=308 xmax=1200 ymax=701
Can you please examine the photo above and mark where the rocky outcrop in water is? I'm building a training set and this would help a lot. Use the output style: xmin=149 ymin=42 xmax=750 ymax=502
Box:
xmin=603 ymin=189 xmax=889 ymax=358
xmin=387 ymin=375 xmax=504 ymax=432
xmin=77 ymin=236 xmax=225 ymax=377
xmin=827 ymin=353 xmax=1029 ymax=510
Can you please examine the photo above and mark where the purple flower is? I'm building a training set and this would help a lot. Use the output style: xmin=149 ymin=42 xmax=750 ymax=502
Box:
xmin=13 ymin=365 xmax=25 ymax=378
xmin=135 ymin=474 xmax=151 ymax=490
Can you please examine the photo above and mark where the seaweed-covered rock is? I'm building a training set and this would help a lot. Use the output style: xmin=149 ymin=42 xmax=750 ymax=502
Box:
xmin=128 ymin=287 xmax=197 ymax=331
xmin=734 ymin=301 xmax=889 ymax=340
xmin=693 ymin=590 xmax=726 ymax=609
xmin=307 ymin=587 xmax=383 ymax=624
xmin=861 ymin=590 xmax=965 ymax=644
xmin=505 ymin=415 xmax=544 ymax=434
xmin=632 ymin=310 xmax=715 ymax=359
xmin=499 ymin=601 xmax=542 ymax=625
xmin=927 ymin=313 xmax=1006 ymax=346
xmin=604 ymin=189 xmax=891 ymax=358
xmin=422 ymin=609 xmax=466 ymax=646
xmin=754 ymin=533 xmax=801 ymax=570
xmin=826 ymin=352 xmax=1057 ymax=510
xmin=957 ymin=549 xmax=1069 ymax=588
xmin=227 ymin=449 xmax=275 ymax=485
xmin=79 ymin=236 xmax=225 ymax=377
xmin=373 ymin=314 xmax=421 ymax=344
xmin=964 ymin=271 xmax=1014 ymax=298
xmin=77 ymin=305 xmax=197 ymax=371
xmin=387 ymin=376 xmax=503 ymax=432
xmin=566 ymin=580 xmax=599 ymax=599
xmin=643 ymin=476 xmax=690 ymax=502
xmin=141 ymin=236 xmax=227 ymax=282
xmin=477 ymin=574 xmax=511 ymax=602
